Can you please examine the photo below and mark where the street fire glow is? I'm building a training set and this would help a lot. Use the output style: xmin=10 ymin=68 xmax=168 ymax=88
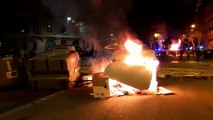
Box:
xmin=123 ymin=39 xmax=159 ymax=91
xmin=91 ymin=38 xmax=160 ymax=97
xmin=109 ymin=78 xmax=139 ymax=96
xmin=170 ymin=39 xmax=181 ymax=51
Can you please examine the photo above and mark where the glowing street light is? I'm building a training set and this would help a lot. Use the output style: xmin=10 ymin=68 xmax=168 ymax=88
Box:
xmin=67 ymin=17 xmax=71 ymax=22
xmin=191 ymin=24 xmax=196 ymax=28
xmin=190 ymin=24 xmax=196 ymax=32
xmin=154 ymin=33 xmax=160 ymax=38
xmin=65 ymin=17 xmax=72 ymax=33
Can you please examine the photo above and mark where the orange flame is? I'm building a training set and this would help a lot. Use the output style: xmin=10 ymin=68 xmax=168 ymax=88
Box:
xmin=123 ymin=39 xmax=159 ymax=91
xmin=170 ymin=39 xmax=181 ymax=51
xmin=92 ymin=38 xmax=159 ymax=96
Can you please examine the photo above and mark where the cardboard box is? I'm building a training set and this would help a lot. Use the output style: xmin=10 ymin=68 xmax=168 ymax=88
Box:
xmin=92 ymin=72 xmax=109 ymax=86
xmin=92 ymin=72 xmax=111 ymax=98
xmin=93 ymin=86 xmax=111 ymax=98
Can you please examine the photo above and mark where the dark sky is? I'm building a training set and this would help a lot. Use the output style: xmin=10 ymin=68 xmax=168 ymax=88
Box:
xmin=129 ymin=0 xmax=195 ymax=29
xmin=2 ymin=0 xmax=208 ymax=39
xmin=127 ymin=0 xmax=199 ymax=40
xmin=42 ymin=0 xmax=202 ymax=36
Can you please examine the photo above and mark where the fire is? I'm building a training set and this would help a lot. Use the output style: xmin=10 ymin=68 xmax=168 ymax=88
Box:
xmin=170 ymin=39 xmax=181 ymax=51
xmin=92 ymin=38 xmax=160 ymax=98
xmin=124 ymin=39 xmax=144 ymax=66
xmin=109 ymin=78 xmax=139 ymax=96
xmin=124 ymin=39 xmax=159 ymax=91
xmin=124 ymin=39 xmax=159 ymax=71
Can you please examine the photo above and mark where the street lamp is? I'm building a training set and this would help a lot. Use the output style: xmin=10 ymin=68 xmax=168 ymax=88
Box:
xmin=190 ymin=24 xmax=196 ymax=32
xmin=67 ymin=17 xmax=71 ymax=23
xmin=154 ymin=33 xmax=160 ymax=38
xmin=191 ymin=24 xmax=195 ymax=29
xmin=65 ymin=17 xmax=72 ymax=33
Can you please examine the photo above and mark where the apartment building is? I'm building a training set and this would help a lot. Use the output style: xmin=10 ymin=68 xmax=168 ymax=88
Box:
xmin=2 ymin=1 xmax=86 ymax=57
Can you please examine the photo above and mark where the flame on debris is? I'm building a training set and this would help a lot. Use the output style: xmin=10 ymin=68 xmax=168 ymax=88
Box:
xmin=109 ymin=78 xmax=139 ymax=96
xmin=91 ymin=38 xmax=160 ymax=97
xmin=123 ymin=39 xmax=159 ymax=91
xmin=170 ymin=39 xmax=181 ymax=51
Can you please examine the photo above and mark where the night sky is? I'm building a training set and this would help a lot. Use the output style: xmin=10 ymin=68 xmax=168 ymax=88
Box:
xmin=127 ymin=0 xmax=198 ymax=41
xmin=2 ymin=0 xmax=209 ymax=41
xmin=128 ymin=0 xmax=195 ymax=31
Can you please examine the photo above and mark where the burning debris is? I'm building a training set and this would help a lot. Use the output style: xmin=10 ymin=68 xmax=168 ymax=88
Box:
xmin=90 ymin=71 xmax=173 ymax=98
xmin=105 ymin=39 xmax=159 ymax=92
xmin=170 ymin=39 xmax=181 ymax=51
xmin=82 ymin=38 xmax=174 ymax=98
xmin=92 ymin=72 xmax=141 ymax=98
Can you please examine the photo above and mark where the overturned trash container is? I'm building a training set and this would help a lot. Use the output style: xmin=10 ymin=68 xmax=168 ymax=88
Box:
xmin=0 ymin=56 xmax=25 ymax=88
xmin=104 ymin=61 xmax=152 ymax=90
xmin=28 ymin=46 xmax=80 ymax=90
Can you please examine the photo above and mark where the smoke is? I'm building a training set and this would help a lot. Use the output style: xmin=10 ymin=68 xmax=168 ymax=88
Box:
xmin=87 ymin=0 xmax=132 ymax=33
xmin=42 ymin=0 xmax=134 ymax=73
xmin=42 ymin=0 xmax=133 ymax=49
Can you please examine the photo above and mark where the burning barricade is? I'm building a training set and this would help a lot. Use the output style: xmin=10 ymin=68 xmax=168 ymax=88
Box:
xmin=82 ymin=38 xmax=173 ymax=98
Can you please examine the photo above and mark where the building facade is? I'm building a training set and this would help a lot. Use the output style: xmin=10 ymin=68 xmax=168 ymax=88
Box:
xmin=2 ymin=1 xmax=86 ymax=57
xmin=197 ymin=0 xmax=213 ymax=49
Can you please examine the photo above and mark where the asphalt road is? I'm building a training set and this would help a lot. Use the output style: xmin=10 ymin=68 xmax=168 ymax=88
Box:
xmin=0 ymin=86 xmax=58 ymax=115
xmin=0 ymin=78 xmax=212 ymax=120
